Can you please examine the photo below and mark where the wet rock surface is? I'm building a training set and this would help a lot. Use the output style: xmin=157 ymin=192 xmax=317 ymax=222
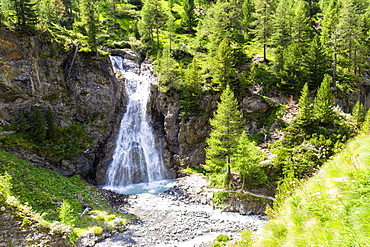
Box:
xmin=95 ymin=174 xmax=266 ymax=247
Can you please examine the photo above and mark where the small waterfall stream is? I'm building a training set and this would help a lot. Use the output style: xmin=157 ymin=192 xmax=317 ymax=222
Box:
xmin=104 ymin=55 xmax=166 ymax=192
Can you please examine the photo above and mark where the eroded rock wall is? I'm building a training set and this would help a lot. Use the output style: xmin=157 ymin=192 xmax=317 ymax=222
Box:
xmin=0 ymin=29 xmax=125 ymax=179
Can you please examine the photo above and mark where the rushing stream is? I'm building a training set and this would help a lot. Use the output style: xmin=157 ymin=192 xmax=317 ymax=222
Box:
xmin=104 ymin=55 xmax=166 ymax=190
xmin=100 ymin=54 xmax=265 ymax=246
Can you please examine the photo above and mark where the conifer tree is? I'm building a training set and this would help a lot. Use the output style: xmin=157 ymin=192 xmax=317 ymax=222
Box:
xmin=361 ymin=109 xmax=370 ymax=132
xmin=197 ymin=0 xmax=244 ymax=52
xmin=352 ymin=100 xmax=366 ymax=126
xmin=211 ymin=38 xmax=235 ymax=91
xmin=276 ymin=43 xmax=305 ymax=94
xmin=138 ymin=0 xmax=167 ymax=50
xmin=37 ymin=0 xmax=64 ymax=29
xmin=313 ymin=74 xmax=334 ymax=121
xmin=181 ymin=0 xmax=196 ymax=33
xmin=81 ymin=0 xmax=100 ymax=52
xmin=31 ymin=107 xmax=46 ymax=141
xmin=297 ymin=82 xmax=311 ymax=120
xmin=303 ymin=36 xmax=331 ymax=89
xmin=231 ymin=133 xmax=266 ymax=189
xmin=241 ymin=0 xmax=254 ymax=39
xmin=12 ymin=0 xmax=38 ymax=32
xmin=336 ymin=0 xmax=367 ymax=76
xmin=270 ymin=0 xmax=293 ymax=53
xmin=18 ymin=112 xmax=28 ymax=132
xmin=204 ymin=85 xmax=243 ymax=186
xmin=179 ymin=57 xmax=203 ymax=116
xmin=157 ymin=45 xmax=180 ymax=85
xmin=166 ymin=13 xmax=176 ymax=51
xmin=291 ymin=0 xmax=312 ymax=46
xmin=46 ymin=106 xmax=57 ymax=140
xmin=0 ymin=0 xmax=12 ymax=27
xmin=60 ymin=0 xmax=75 ymax=28
xmin=252 ymin=0 xmax=274 ymax=62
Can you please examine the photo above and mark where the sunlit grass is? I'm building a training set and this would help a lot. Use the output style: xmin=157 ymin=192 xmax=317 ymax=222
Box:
xmin=237 ymin=134 xmax=370 ymax=246
xmin=0 ymin=149 xmax=129 ymax=244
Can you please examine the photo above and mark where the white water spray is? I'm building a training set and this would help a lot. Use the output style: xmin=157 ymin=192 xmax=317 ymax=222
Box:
xmin=104 ymin=56 xmax=166 ymax=189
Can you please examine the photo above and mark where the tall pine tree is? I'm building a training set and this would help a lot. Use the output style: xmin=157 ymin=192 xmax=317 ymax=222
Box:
xmin=297 ymin=82 xmax=311 ymax=120
xmin=204 ymin=85 xmax=243 ymax=187
xmin=231 ymin=133 xmax=266 ymax=189
xmin=210 ymin=38 xmax=236 ymax=91
xmin=303 ymin=36 xmax=331 ymax=89
xmin=252 ymin=0 xmax=274 ymax=62
xmin=138 ymin=0 xmax=167 ymax=51
xmin=31 ymin=107 xmax=46 ymax=142
xmin=313 ymin=74 xmax=334 ymax=122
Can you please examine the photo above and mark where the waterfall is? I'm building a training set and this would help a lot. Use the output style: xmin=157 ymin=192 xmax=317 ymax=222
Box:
xmin=105 ymin=56 xmax=166 ymax=188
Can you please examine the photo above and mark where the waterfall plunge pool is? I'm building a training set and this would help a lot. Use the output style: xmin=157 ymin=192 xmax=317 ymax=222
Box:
xmin=102 ymin=179 xmax=176 ymax=195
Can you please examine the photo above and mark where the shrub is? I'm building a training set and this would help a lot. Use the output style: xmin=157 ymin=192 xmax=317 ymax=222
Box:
xmin=59 ymin=200 xmax=77 ymax=226
xmin=216 ymin=234 xmax=229 ymax=242
xmin=92 ymin=226 xmax=103 ymax=235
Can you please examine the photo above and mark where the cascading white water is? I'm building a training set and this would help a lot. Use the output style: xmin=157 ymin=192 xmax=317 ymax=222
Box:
xmin=104 ymin=56 xmax=166 ymax=190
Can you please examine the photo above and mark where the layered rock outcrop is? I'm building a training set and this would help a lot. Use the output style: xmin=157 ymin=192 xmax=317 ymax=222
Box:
xmin=0 ymin=29 xmax=125 ymax=179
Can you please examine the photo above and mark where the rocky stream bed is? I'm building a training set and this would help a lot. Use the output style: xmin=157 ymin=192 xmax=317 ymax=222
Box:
xmin=95 ymin=174 xmax=266 ymax=247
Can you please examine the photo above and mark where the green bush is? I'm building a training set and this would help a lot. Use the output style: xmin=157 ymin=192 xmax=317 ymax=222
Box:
xmin=59 ymin=200 xmax=77 ymax=226
xmin=216 ymin=234 xmax=229 ymax=242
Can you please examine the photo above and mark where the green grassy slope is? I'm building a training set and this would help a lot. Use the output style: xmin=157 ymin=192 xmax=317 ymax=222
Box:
xmin=252 ymin=134 xmax=370 ymax=246
xmin=0 ymin=149 xmax=128 ymax=244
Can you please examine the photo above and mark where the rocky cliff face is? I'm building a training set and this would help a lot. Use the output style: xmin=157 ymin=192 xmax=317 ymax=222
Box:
xmin=0 ymin=29 xmax=125 ymax=179
xmin=0 ymin=29 xmax=280 ymax=183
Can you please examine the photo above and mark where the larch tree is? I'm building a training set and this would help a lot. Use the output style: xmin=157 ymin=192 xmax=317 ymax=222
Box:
xmin=336 ymin=0 xmax=368 ymax=77
xmin=291 ymin=0 xmax=312 ymax=46
xmin=31 ymin=107 xmax=46 ymax=142
xmin=361 ymin=109 xmax=370 ymax=132
xmin=210 ymin=38 xmax=236 ymax=91
xmin=351 ymin=100 xmax=366 ymax=126
xmin=0 ymin=0 xmax=12 ymax=27
xmin=252 ymin=0 xmax=274 ymax=62
xmin=181 ymin=0 xmax=196 ymax=33
xmin=46 ymin=106 xmax=57 ymax=140
xmin=313 ymin=74 xmax=334 ymax=122
xmin=303 ymin=36 xmax=331 ymax=89
xmin=297 ymin=82 xmax=311 ymax=120
xmin=80 ymin=0 xmax=100 ymax=52
xmin=197 ymin=0 xmax=244 ymax=52
xmin=241 ymin=0 xmax=255 ymax=39
xmin=179 ymin=57 xmax=203 ymax=116
xmin=138 ymin=0 xmax=167 ymax=51
xmin=204 ymin=85 xmax=244 ymax=188
xmin=12 ymin=0 xmax=38 ymax=32
xmin=231 ymin=133 xmax=266 ymax=189
xmin=320 ymin=0 xmax=340 ymax=84
xmin=270 ymin=0 xmax=293 ymax=53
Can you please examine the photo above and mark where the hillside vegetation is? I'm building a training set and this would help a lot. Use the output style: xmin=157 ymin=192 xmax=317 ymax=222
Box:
xmin=1 ymin=0 xmax=370 ymax=244
xmin=0 ymin=149 xmax=129 ymax=244
xmin=232 ymin=134 xmax=370 ymax=246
